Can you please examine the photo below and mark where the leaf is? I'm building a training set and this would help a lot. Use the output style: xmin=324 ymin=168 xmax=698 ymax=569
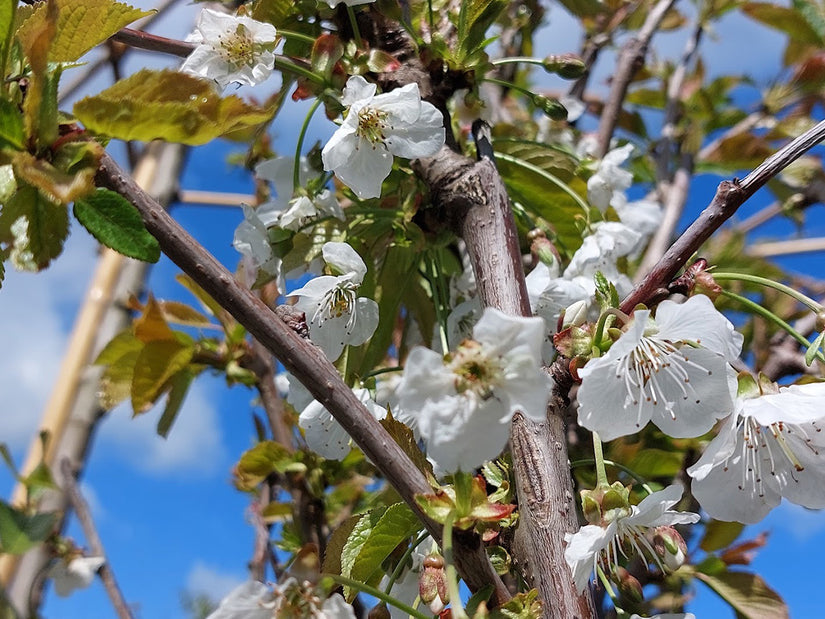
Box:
xmin=805 ymin=331 xmax=825 ymax=366
xmin=17 ymin=0 xmax=56 ymax=147
xmin=455 ymin=0 xmax=506 ymax=66
xmin=322 ymin=514 xmax=362 ymax=576
xmin=696 ymin=570 xmax=789 ymax=619
xmin=0 ymin=98 xmax=24 ymax=149
xmin=234 ymin=441 xmax=295 ymax=490
xmin=627 ymin=448 xmax=683 ymax=478
xmin=73 ymin=69 xmax=272 ymax=145
xmin=742 ymin=2 xmax=824 ymax=45
xmin=130 ymin=337 xmax=194 ymax=413
xmin=0 ymin=0 xmax=15 ymax=74
xmin=12 ymin=149 xmax=97 ymax=206
xmin=349 ymin=503 xmax=422 ymax=590
xmin=73 ymin=188 xmax=160 ymax=262
xmin=134 ymin=296 xmax=177 ymax=342
xmin=156 ymin=301 xmax=213 ymax=328
xmin=0 ymin=501 xmax=57 ymax=554
xmin=0 ymin=183 xmax=68 ymax=271
xmin=16 ymin=0 xmax=151 ymax=63
xmin=380 ymin=413 xmax=434 ymax=481
xmin=251 ymin=0 xmax=296 ymax=28
xmin=340 ymin=507 xmax=385 ymax=599
xmin=700 ymin=520 xmax=746 ymax=553
xmin=95 ymin=331 xmax=143 ymax=409
xmin=156 ymin=369 xmax=195 ymax=438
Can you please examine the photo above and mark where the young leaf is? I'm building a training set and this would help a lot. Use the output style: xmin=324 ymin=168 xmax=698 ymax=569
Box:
xmin=156 ymin=369 xmax=196 ymax=438
xmin=340 ymin=507 xmax=385 ymax=600
xmin=73 ymin=188 xmax=161 ymax=263
xmin=73 ymin=69 xmax=272 ymax=145
xmin=130 ymin=338 xmax=194 ymax=414
xmin=0 ymin=501 xmax=57 ymax=554
xmin=0 ymin=183 xmax=68 ymax=271
xmin=696 ymin=569 xmax=789 ymax=619
xmin=0 ymin=98 xmax=24 ymax=149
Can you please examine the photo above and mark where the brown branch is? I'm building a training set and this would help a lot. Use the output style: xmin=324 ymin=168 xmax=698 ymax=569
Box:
xmin=622 ymin=118 xmax=825 ymax=312
xmin=60 ymin=459 xmax=133 ymax=619
xmin=110 ymin=28 xmax=194 ymax=58
xmin=595 ymin=0 xmax=677 ymax=157
xmin=95 ymin=152 xmax=510 ymax=607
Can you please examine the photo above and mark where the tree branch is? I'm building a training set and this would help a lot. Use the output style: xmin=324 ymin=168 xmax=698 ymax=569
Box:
xmin=622 ymin=118 xmax=825 ymax=312
xmin=95 ymin=152 xmax=510 ymax=607
xmin=60 ymin=459 xmax=133 ymax=619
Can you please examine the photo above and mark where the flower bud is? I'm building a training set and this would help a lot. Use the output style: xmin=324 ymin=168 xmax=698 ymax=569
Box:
xmin=419 ymin=553 xmax=449 ymax=614
xmin=649 ymin=525 xmax=688 ymax=572
xmin=816 ymin=310 xmax=825 ymax=333
xmin=531 ymin=234 xmax=559 ymax=269
xmin=562 ymin=300 xmax=588 ymax=328
xmin=542 ymin=53 xmax=586 ymax=79
xmin=531 ymin=94 xmax=568 ymax=120
xmin=614 ymin=566 xmax=643 ymax=603
xmin=368 ymin=604 xmax=392 ymax=619
xmin=579 ymin=482 xmax=631 ymax=526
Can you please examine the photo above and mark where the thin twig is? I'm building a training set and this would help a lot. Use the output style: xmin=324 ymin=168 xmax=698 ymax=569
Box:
xmin=622 ymin=118 xmax=825 ymax=312
xmin=595 ymin=0 xmax=677 ymax=157
xmin=178 ymin=189 xmax=254 ymax=208
xmin=94 ymin=152 xmax=511 ymax=607
xmin=748 ymin=237 xmax=825 ymax=257
xmin=60 ymin=459 xmax=133 ymax=619
xmin=111 ymin=28 xmax=194 ymax=58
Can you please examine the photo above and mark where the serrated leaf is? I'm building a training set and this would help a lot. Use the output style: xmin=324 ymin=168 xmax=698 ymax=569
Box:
xmin=0 ymin=0 xmax=15 ymax=75
xmin=156 ymin=301 xmax=213 ymax=328
xmin=340 ymin=507 xmax=385 ymax=599
xmin=235 ymin=441 xmax=294 ymax=490
xmin=696 ymin=570 xmax=789 ymax=619
xmin=0 ymin=183 xmax=68 ymax=271
xmin=456 ymin=0 xmax=506 ymax=66
xmin=251 ymin=0 xmax=296 ymax=28
xmin=17 ymin=0 xmax=56 ymax=148
xmin=134 ymin=296 xmax=177 ymax=342
xmin=700 ymin=520 xmax=746 ymax=553
xmin=322 ymin=514 xmax=362 ymax=576
xmin=17 ymin=0 xmax=151 ymax=63
xmin=73 ymin=188 xmax=160 ymax=262
xmin=742 ymin=2 xmax=824 ymax=45
xmin=380 ymin=413 xmax=434 ymax=482
xmin=130 ymin=338 xmax=194 ymax=413
xmin=12 ymin=149 xmax=96 ymax=206
xmin=0 ymin=501 xmax=57 ymax=554
xmin=349 ymin=503 xmax=422 ymax=592
xmin=156 ymin=369 xmax=195 ymax=438
xmin=0 ymin=98 xmax=24 ymax=149
xmin=74 ymin=69 xmax=272 ymax=145
xmin=95 ymin=331 xmax=143 ymax=409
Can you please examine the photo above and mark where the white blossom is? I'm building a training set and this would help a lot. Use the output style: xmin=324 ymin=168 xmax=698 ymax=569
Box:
xmin=322 ymin=76 xmax=445 ymax=199
xmin=289 ymin=241 xmax=379 ymax=361
xmin=563 ymin=221 xmax=640 ymax=298
xmin=48 ymin=556 xmax=105 ymax=597
xmin=577 ymin=295 xmax=743 ymax=441
xmin=254 ymin=157 xmax=344 ymax=231
xmin=207 ymin=581 xmax=275 ymax=619
xmin=181 ymin=9 xmax=278 ymax=91
xmin=396 ymin=307 xmax=551 ymax=473
xmin=564 ymin=485 xmax=699 ymax=593
xmin=299 ymin=387 xmax=387 ymax=460
xmin=233 ymin=204 xmax=282 ymax=280
xmin=689 ymin=381 xmax=825 ymax=524
xmin=587 ymin=143 xmax=634 ymax=213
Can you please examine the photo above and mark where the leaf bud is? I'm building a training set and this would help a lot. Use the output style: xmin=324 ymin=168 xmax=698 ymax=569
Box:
xmin=542 ymin=53 xmax=586 ymax=79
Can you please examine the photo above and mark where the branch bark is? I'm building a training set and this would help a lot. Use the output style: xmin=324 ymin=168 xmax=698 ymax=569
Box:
xmin=95 ymin=152 xmax=510 ymax=607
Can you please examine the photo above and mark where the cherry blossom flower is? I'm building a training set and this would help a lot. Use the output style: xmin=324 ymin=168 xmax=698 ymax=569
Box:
xmin=396 ymin=307 xmax=551 ymax=473
xmin=233 ymin=205 xmax=282 ymax=280
xmin=322 ymin=76 xmax=445 ymax=199
xmin=577 ymin=294 xmax=743 ymax=441
xmin=587 ymin=143 xmax=634 ymax=213
xmin=181 ymin=9 xmax=278 ymax=91
xmin=254 ymin=157 xmax=343 ymax=231
xmin=563 ymin=221 xmax=640 ymax=298
xmin=48 ymin=555 xmax=105 ymax=597
xmin=299 ymin=387 xmax=387 ymax=460
xmin=207 ymin=580 xmax=357 ymax=618
xmin=289 ymin=241 xmax=379 ymax=361
xmin=207 ymin=581 xmax=275 ymax=619
xmin=689 ymin=380 xmax=825 ymax=524
xmin=564 ymin=485 xmax=699 ymax=593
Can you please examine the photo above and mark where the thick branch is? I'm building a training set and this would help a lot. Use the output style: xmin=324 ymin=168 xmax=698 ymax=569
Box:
xmin=595 ymin=0 xmax=677 ymax=157
xmin=61 ymin=459 xmax=133 ymax=619
xmin=622 ymin=118 xmax=825 ymax=312
xmin=95 ymin=152 xmax=509 ymax=606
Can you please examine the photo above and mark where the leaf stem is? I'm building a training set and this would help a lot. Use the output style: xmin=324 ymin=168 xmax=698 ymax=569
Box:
xmin=384 ymin=530 xmax=431 ymax=594
xmin=294 ymin=97 xmax=323 ymax=191
xmin=570 ymin=458 xmax=655 ymax=495
xmin=323 ymin=573 xmax=431 ymax=619
xmin=591 ymin=433 xmax=609 ymax=488
xmin=277 ymin=29 xmax=319 ymax=45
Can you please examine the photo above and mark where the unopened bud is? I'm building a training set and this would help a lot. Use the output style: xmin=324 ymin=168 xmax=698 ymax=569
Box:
xmin=368 ymin=604 xmax=392 ymax=619
xmin=579 ymin=482 xmax=631 ymax=526
xmin=531 ymin=94 xmax=568 ymax=120
xmin=562 ymin=300 xmax=588 ymax=328
xmin=650 ymin=525 xmax=688 ymax=572
xmin=530 ymin=234 xmax=559 ymax=270
xmin=816 ymin=310 xmax=825 ymax=332
xmin=419 ymin=553 xmax=449 ymax=614
xmin=614 ymin=567 xmax=643 ymax=603
xmin=542 ymin=53 xmax=586 ymax=79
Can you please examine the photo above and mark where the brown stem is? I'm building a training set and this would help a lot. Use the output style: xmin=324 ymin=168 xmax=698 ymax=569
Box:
xmin=622 ymin=118 xmax=825 ymax=312
xmin=595 ymin=0 xmax=677 ymax=157
xmin=60 ymin=459 xmax=133 ymax=619
xmin=95 ymin=152 xmax=510 ymax=607
xmin=110 ymin=28 xmax=193 ymax=58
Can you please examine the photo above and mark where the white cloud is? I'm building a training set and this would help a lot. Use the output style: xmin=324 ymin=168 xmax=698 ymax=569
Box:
xmin=186 ymin=561 xmax=246 ymax=600
xmin=96 ymin=378 xmax=227 ymax=477
xmin=764 ymin=501 xmax=825 ymax=543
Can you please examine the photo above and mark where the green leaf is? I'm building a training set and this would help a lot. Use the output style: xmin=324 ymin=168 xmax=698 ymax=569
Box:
xmin=0 ymin=0 xmax=16 ymax=76
xmin=73 ymin=188 xmax=160 ymax=262
xmin=700 ymin=520 xmax=746 ymax=553
xmin=340 ymin=507 xmax=386 ymax=599
xmin=0 ymin=501 xmax=57 ymax=554
xmin=251 ymin=0 xmax=296 ymax=28
xmin=323 ymin=514 xmax=363 ymax=576
xmin=17 ymin=0 xmax=151 ymax=62
xmin=95 ymin=331 xmax=143 ymax=409
xmin=627 ymin=448 xmax=683 ymax=478
xmin=234 ymin=441 xmax=295 ymax=490
xmin=380 ymin=413 xmax=434 ymax=482
xmin=0 ymin=183 xmax=68 ymax=271
xmin=156 ymin=368 xmax=195 ymax=438
xmin=130 ymin=337 xmax=194 ymax=413
xmin=455 ymin=0 xmax=506 ymax=66
xmin=73 ymin=69 xmax=272 ymax=145
xmin=696 ymin=570 xmax=789 ymax=619
xmin=348 ymin=503 xmax=422 ymax=592
xmin=0 ymin=98 xmax=23 ymax=149
xmin=742 ymin=2 xmax=824 ymax=45
xmin=805 ymin=331 xmax=825 ymax=366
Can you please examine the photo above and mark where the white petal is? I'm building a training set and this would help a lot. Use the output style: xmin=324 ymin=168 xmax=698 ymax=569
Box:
xmin=564 ymin=525 xmax=612 ymax=592
xmin=323 ymin=242 xmax=367 ymax=280
xmin=206 ymin=581 xmax=274 ymax=619
xmin=745 ymin=382 xmax=825 ymax=426
xmin=655 ymin=295 xmax=743 ymax=361
xmin=341 ymin=75 xmax=376 ymax=106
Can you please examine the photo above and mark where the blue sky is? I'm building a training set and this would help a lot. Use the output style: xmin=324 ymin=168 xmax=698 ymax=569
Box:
xmin=2 ymin=2 xmax=825 ymax=618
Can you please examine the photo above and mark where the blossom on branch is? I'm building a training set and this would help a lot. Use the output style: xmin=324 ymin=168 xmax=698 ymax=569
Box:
xmin=688 ymin=379 xmax=825 ymax=524
xmin=396 ymin=307 xmax=551 ymax=473
xmin=181 ymin=9 xmax=278 ymax=91
xmin=564 ymin=484 xmax=699 ymax=593
xmin=289 ymin=241 xmax=379 ymax=361
xmin=577 ymin=294 xmax=743 ymax=441
xmin=48 ymin=555 xmax=105 ymax=597
xmin=322 ymin=76 xmax=445 ymax=199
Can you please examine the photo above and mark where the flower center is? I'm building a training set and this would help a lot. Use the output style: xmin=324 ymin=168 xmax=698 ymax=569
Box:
xmin=217 ymin=24 xmax=256 ymax=67
xmin=355 ymin=107 xmax=390 ymax=146
xmin=447 ymin=341 xmax=503 ymax=401
xmin=616 ymin=336 xmax=712 ymax=426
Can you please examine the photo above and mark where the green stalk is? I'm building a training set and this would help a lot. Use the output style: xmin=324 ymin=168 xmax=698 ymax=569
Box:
xmin=491 ymin=57 xmax=546 ymax=68
xmin=721 ymin=289 xmax=825 ymax=364
xmin=713 ymin=272 xmax=823 ymax=312
xmin=384 ymin=531 xmax=431 ymax=594
xmin=276 ymin=29 xmax=319 ymax=45
xmin=592 ymin=432 xmax=609 ymax=488
xmin=442 ymin=514 xmax=469 ymax=619
xmin=346 ymin=5 xmax=364 ymax=48
xmin=293 ymin=97 xmax=323 ymax=191
xmin=323 ymin=573 xmax=431 ymax=619
xmin=273 ymin=56 xmax=325 ymax=84
xmin=570 ymin=458 xmax=655 ymax=495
